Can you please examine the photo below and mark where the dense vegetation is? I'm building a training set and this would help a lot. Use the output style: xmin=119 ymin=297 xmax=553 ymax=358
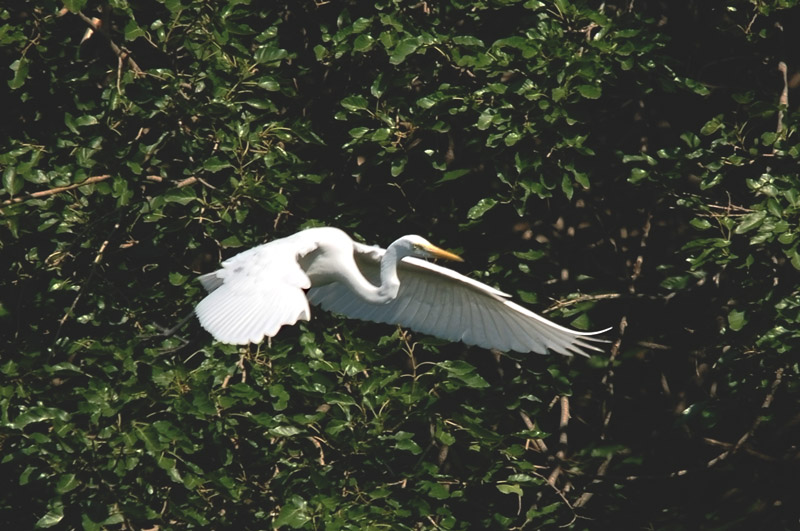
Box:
xmin=2 ymin=0 xmax=799 ymax=528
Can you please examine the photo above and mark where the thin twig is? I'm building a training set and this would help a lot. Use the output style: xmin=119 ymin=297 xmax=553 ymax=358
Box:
xmin=579 ymin=212 xmax=651 ymax=508
xmin=76 ymin=11 xmax=143 ymax=75
xmin=602 ymin=212 xmax=651 ymax=427
xmin=309 ymin=436 xmax=326 ymax=466
xmin=776 ymin=61 xmax=788 ymax=135
xmin=629 ymin=212 xmax=652 ymax=292
xmin=139 ymin=310 xmax=194 ymax=342
xmin=526 ymin=469 xmax=578 ymax=528
xmin=573 ymin=454 xmax=613 ymax=508
xmin=545 ymin=292 xmax=621 ymax=313
xmin=1 ymin=174 xmax=111 ymax=207
xmin=547 ymin=396 xmax=570 ymax=487
xmin=176 ymin=176 xmax=198 ymax=188
xmin=744 ymin=10 xmax=759 ymax=34
xmin=238 ymin=353 xmax=247 ymax=384
xmin=705 ymin=367 xmax=784 ymax=468
xmin=702 ymin=437 xmax=776 ymax=462
xmin=519 ymin=410 xmax=548 ymax=452
xmin=54 ymin=220 xmax=121 ymax=344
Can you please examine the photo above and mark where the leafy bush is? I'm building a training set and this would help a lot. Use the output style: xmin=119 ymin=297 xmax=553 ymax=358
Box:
xmin=2 ymin=0 xmax=799 ymax=528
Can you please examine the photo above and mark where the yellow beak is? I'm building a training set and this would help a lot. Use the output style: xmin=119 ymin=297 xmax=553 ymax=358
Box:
xmin=423 ymin=243 xmax=464 ymax=262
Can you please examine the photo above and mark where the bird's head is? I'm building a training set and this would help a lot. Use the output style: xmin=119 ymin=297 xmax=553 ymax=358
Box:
xmin=398 ymin=235 xmax=463 ymax=262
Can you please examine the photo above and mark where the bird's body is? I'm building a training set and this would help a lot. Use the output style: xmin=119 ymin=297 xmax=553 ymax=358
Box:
xmin=195 ymin=227 xmax=608 ymax=356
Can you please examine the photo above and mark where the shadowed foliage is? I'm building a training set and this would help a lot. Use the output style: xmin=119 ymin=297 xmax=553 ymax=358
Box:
xmin=2 ymin=0 xmax=799 ymax=528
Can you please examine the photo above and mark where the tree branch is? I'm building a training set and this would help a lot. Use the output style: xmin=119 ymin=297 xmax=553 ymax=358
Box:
xmin=776 ymin=61 xmax=788 ymax=135
xmin=706 ymin=366 xmax=784 ymax=468
xmin=547 ymin=396 xmax=571 ymax=487
xmin=76 ymin=10 xmax=143 ymax=76
xmin=1 ymin=174 xmax=112 ymax=207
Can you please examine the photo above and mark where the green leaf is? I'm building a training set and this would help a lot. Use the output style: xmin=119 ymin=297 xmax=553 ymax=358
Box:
xmin=13 ymin=407 xmax=69 ymax=429
xmin=690 ymin=218 xmax=712 ymax=230
xmin=766 ymin=198 xmax=782 ymax=218
xmin=35 ymin=502 xmax=64 ymax=528
xmin=628 ymin=167 xmax=648 ymax=183
xmin=575 ymin=171 xmax=590 ymax=188
xmin=254 ymin=46 xmax=288 ymax=63
xmin=258 ymin=79 xmax=281 ymax=91
xmin=436 ymin=169 xmax=470 ymax=184
xmin=371 ymin=73 xmax=387 ymax=98
xmin=504 ymin=132 xmax=522 ymax=146
xmin=576 ymin=84 xmax=602 ymax=99
xmin=700 ymin=116 xmax=723 ymax=135
xmin=497 ymin=484 xmax=524 ymax=496
xmin=417 ymin=96 xmax=436 ymax=109
xmin=55 ymin=474 xmax=80 ymax=494
xmin=269 ymin=425 xmax=303 ymax=437
xmin=791 ymin=250 xmax=800 ymax=270
xmin=75 ymin=115 xmax=99 ymax=127
xmin=391 ymin=157 xmax=407 ymax=177
xmin=467 ymin=198 xmax=497 ymax=220
xmin=124 ymin=19 xmax=145 ymax=40
xmin=452 ymin=35 xmax=484 ymax=46
xmin=348 ymin=126 xmax=369 ymax=138
xmin=393 ymin=431 xmax=423 ymax=454
xmin=220 ymin=235 xmax=243 ymax=248
xmin=274 ymin=496 xmax=311 ymax=528
xmin=661 ymin=275 xmax=690 ymax=290
xmin=390 ymin=38 xmax=420 ymax=65
xmin=476 ymin=112 xmax=493 ymax=130
xmin=422 ymin=480 xmax=451 ymax=499
xmin=353 ymin=34 xmax=374 ymax=52
xmin=203 ymin=157 xmax=231 ymax=172
xmin=734 ymin=211 xmax=766 ymax=234
xmin=727 ymin=309 xmax=746 ymax=331
xmin=62 ymin=0 xmax=87 ymax=12
xmin=351 ymin=17 xmax=371 ymax=33
xmin=3 ymin=166 xmax=22 ymax=195
xmin=8 ymin=58 xmax=29 ymax=90
xmin=341 ymin=95 xmax=369 ymax=111
xmin=436 ymin=360 xmax=490 ymax=388
xmin=371 ymin=127 xmax=390 ymax=141
xmin=561 ymin=175 xmax=573 ymax=200
xmin=760 ymin=131 xmax=777 ymax=146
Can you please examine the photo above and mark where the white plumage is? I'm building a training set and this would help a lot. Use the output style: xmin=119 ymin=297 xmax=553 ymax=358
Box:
xmin=195 ymin=227 xmax=609 ymax=356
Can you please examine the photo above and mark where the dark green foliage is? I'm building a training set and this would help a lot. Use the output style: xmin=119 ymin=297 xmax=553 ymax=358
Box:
xmin=2 ymin=0 xmax=800 ymax=528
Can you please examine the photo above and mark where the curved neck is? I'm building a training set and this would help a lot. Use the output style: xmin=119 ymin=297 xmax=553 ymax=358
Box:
xmin=377 ymin=244 xmax=402 ymax=302
xmin=347 ymin=241 xmax=406 ymax=304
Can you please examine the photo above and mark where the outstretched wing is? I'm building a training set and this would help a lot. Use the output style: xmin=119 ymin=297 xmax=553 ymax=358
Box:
xmin=307 ymin=243 xmax=608 ymax=357
xmin=195 ymin=235 xmax=318 ymax=344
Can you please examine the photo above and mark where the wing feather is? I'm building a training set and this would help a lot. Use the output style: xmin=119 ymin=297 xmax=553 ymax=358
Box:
xmin=480 ymin=298 xmax=510 ymax=351
xmin=458 ymin=289 xmax=474 ymax=344
xmin=439 ymin=280 xmax=458 ymax=340
xmin=412 ymin=277 xmax=436 ymax=330
xmin=307 ymin=245 xmax=608 ymax=356
xmin=195 ymin=234 xmax=317 ymax=344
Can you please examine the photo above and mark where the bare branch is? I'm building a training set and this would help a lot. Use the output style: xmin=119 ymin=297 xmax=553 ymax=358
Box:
xmin=777 ymin=61 xmax=788 ymax=134
xmin=706 ymin=367 xmax=784 ymax=468
xmin=1 ymin=174 xmax=111 ymax=207
xmin=55 ymin=220 xmax=121 ymax=342
xmin=547 ymin=396 xmax=570 ymax=487
xmin=76 ymin=11 xmax=143 ymax=76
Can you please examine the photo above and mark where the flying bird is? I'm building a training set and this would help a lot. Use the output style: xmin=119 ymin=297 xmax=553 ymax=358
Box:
xmin=195 ymin=227 xmax=609 ymax=356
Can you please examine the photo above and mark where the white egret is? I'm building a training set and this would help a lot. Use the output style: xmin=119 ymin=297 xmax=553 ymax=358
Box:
xmin=195 ymin=227 xmax=609 ymax=356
